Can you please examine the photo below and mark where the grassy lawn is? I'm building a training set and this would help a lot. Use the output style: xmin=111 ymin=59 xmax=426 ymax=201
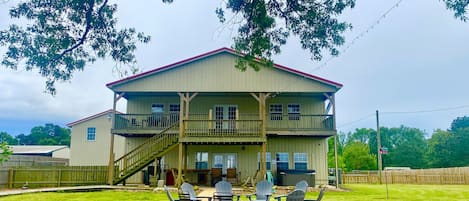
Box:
xmin=2 ymin=184 xmax=469 ymax=201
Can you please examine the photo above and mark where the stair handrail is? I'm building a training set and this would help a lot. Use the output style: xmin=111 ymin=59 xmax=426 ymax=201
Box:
xmin=114 ymin=122 xmax=179 ymax=162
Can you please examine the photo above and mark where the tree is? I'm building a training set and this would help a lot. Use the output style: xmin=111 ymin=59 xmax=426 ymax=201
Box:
xmin=443 ymin=0 xmax=469 ymax=21
xmin=0 ymin=142 xmax=12 ymax=165
xmin=1 ymin=0 xmax=355 ymax=94
xmin=427 ymin=129 xmax=455 ymax=167
xmin=380 ymin=126 xmax=428 ymax=169
xmin=0 ymin=0 xmax=150 ymax=94
xmin=328 ymin=133 xmax=346 ymax=169
xmin=16 ymin=123 xmax=71 ymax=146
xmin=0 ymin=131 xmax=18 ymax=145
xmin=342 ymin=141 xmax=377 ymax=171
xmin=214 ymin=0 xmax=355 ymax=70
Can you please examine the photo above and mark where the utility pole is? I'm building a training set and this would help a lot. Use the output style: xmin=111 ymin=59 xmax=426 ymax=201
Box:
xmin=376 ymin=110 xmax=383 ymax=184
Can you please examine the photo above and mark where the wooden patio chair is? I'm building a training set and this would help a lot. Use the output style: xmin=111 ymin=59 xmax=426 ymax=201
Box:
xmin=246 ymin=180 xmax=273 ymax=201
xmin=304 ymin=187 xmax=326 ymax=201
xmin=213 ymin=181 xmax=240 ymax=201
xmin=274 ymin=189 xmax=305 ymax=201
xmin=226 ymin=168 xmax=238 ymax=184
xmin=180 ymin=182 xmax=213 ymax=201
xmin=241 ymin=169 xmax=258 ymax=189
xmin=211 ymin=168 xmax=223 ymax=186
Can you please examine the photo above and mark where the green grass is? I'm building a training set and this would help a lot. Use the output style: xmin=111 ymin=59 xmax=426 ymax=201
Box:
xmin=2 ymin=184 xmax=469 ymax=201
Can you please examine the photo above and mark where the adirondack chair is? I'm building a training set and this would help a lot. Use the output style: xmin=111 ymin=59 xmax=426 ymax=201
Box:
xmin=295 ymin=180 xmax=309 ymax=192
xmin=274 ymin=180 xmax=308 ymax=200
xmin=180 ymin=182 xmax=213 ymax=201
xmin=213 ymin=181 xmax=240 ymax=201
xmin=165 ymin=185 xmax=180 ymax=201
xmin=274 ymin=189 xmax=305 ymax=201
xmin=246 ymin=180 xmax=273 ymax=201
xmin=304 ymin=187 xmax=326 ymax=201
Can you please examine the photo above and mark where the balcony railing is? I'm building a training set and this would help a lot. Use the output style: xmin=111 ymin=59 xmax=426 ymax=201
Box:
xmin=184 ymin=119 xmax=262 ymax=138
xmin=266 ymin=114 xmax=334 ymax=130
xmin=114 ymin=113 xmax=179 ymax=130
xmin=114 ymin=113 xmax=334 ymax=132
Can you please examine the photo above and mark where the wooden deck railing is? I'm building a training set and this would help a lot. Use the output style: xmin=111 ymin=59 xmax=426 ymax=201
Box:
xmin=266 ymin=114 xmax=334 ymax=130
xmin=114 ymin=113 xmax=334 ymax=132
xmin=113 ymin=123 xmax=179 ymax=184
xmin=114 ymin=113 xmax=179 ymax=130
xmin=184 ymin=119 xmax=262 ymax=137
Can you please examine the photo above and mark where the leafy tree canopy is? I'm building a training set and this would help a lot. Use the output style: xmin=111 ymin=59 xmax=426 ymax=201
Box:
xmin=1 ymin=0 xmax=466 ymax=94
xmin=0 ymin=142 xmax=12 ymax=164
xmin=443 ymin=0 xmax=469 ymax=21
xmin=1 ymin=0 xmax=355 ymax=94
xmin=0 ymin=0 xmax=150 ymax=94
xmin=16 ymin=123 xmax=71 ymax=146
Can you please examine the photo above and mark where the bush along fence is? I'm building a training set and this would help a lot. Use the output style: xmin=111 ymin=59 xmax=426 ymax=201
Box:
xmin=0 ymin=166 xmax=108 ymax=189
xmin=343 ymin=167 xmax=469 ymax=185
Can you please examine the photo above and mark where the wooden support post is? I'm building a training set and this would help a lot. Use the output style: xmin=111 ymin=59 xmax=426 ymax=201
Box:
xmin=57 ymin=169 xmax=62 ymax=187
xmin=108 ymin=92 xmax=118 ymax=185
xmin=260 ymin=93 xmax=267 ymax=180
xmin=331 ymin=94 xmax=340 ymax=188
xmin=8 ymin=168 xmax=13 ymax=189
xmin=184 ymin=144 xmax=188 ymax=175
xmin=209 ymin=109 xmax=213 ymax=129
xmin=176 ymin=92 xmax=185 ymax=187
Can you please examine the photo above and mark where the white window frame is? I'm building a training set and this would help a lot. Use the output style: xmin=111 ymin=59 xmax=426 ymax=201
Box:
xmin=151 ymin=103 xmax=164 ymax=113
xmin=288 ymin=104 xmax=300 ymax=120
xmin=195 ymin=152 xmax=208 ymax=169
xmin=294 ymin=153 xmax=308 ymax=170
xmin=86 ymin=127 xmax=96 ymax=141
xmin=257 ymin=152 xmax=272 ymax=171
xmin=276 ymin=152 xmax=289 ymax=170
xmin=269 ymin=104 xmax=283 ymax=121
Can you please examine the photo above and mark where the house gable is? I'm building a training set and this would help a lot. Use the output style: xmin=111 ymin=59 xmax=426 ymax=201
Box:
xmin=107 ymin=48 xmax=342 ymax=93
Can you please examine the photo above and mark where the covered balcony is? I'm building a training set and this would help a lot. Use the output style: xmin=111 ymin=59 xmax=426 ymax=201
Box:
xmin=112 ymin=113 xmax=335 ymax=138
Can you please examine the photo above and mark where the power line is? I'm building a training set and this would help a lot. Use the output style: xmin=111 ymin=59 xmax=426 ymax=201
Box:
xmin=337 ymin=113 xmax=375 ymax=128
xmin=382 ymin=105 xmax=469 ymax=115
xmin=337 ymin=104 xmax=469 ymax=129
xmin=312 ymin=0 xmax=404 ymax=71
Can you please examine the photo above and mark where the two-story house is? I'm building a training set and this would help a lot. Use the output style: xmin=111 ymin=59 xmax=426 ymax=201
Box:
xmin=105 ymin=48 xmax=341 ymax=187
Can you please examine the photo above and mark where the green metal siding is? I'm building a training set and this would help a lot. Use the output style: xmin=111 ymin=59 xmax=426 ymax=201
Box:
xmin=112 ymin=53 xmax=337 ymax=93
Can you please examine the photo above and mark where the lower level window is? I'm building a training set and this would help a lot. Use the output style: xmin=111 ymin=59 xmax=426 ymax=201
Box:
xmin=195 ymin=152 xmax=208 ymax=169
xmin=294 ymin=153 xmax=307 ymax=170
xmin=276 ymin=153 xmax=289 ymax=170
xmin=87 ymin=127 xmax=96 ymax=141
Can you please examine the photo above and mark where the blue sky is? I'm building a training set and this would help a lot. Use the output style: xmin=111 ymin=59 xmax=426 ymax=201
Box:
xmin=1 ymin=0 xmax=469 ymax=136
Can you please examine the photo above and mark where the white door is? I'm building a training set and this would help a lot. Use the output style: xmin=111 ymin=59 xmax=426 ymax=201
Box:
xmin=214 ymin=105 xmax=237 ymax=129
xmin=213 ymin=153 xmax=237 ymax=174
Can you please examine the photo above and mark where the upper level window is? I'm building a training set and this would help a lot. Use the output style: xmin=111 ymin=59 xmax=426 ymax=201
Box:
xmin=270 ymin=104 xmax=283 ymax=120
xmin=169 ymin=104 xmax=180 ymax=113
xmin=276 ymin=152 xmax=289 ymax=170
xmin=87 ymin=127 xmax=96 ymax=141
xmin=151 ymin=104 xmax=164 ymax=113
xmin=195 ymin=152 xmax=208 ymax=169
xmin=294 ymin=153 xmax=308 ymax=170
xmin=288 ymin=104 xmax=300 ymax=120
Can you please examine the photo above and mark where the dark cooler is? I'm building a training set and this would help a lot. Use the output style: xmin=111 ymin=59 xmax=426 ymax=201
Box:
xmin=277 ymin=169 xmax=315 ymax=187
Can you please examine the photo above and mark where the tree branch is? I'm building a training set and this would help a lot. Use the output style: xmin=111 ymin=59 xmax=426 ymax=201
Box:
xmin=53 ymin=0 xmax=109 ymax=62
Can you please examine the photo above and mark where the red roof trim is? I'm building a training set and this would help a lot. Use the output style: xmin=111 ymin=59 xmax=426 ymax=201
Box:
xmin=106 ymin=47 xmax=342 ymax=88
xmin=66 ymin=109 xmax=122 ymax=127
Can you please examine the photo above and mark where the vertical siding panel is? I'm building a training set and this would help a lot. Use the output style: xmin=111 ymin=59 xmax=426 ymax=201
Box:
xmin=113 ymin=53 xmax=337 ymax=93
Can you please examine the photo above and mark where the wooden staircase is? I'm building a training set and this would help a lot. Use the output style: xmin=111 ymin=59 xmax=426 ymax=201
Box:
xmin=112 ymin=123 xmax=179 ymax=185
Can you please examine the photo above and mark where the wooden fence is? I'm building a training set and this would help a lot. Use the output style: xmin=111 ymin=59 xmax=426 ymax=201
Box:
xmin=343 ymin=167 xmax=469 ymax=185
xmin=0 ymin=166 xmax=108 ymax=189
